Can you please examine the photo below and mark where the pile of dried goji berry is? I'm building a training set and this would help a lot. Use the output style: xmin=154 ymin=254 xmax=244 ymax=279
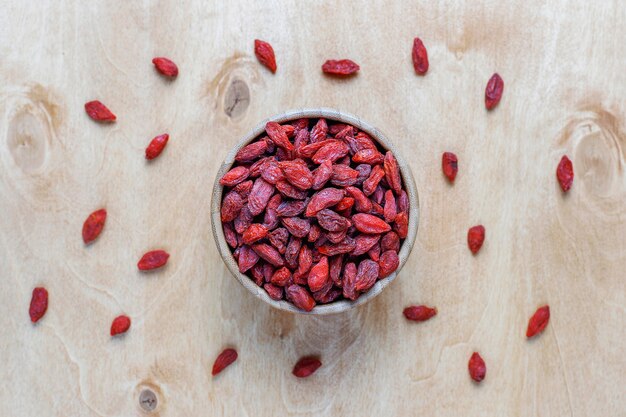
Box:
xmin=220 ymin=117 xmax=408 ymax=311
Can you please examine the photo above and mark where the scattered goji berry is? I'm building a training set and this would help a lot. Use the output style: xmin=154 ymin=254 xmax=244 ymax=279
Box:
xmin=526 ymin=305 xmax=550 ymax=338
xmin=29 ymin=287 xmax=48 ymax=323
xmin=82 ymin=208 xmax=107 ymax=244
xmin=322 ymin=59 xmax=360 ymax=76
xmin=84 ymin=100 xmax=116 ymax=122
xmin=467 ymin=225 xmax=485 ymax=255
xmin=556 ymin=155 xmax=574 ymax=192
xmin=468 ymin=352 xmax=486 ymax=382
xmin=212 ymin=348 xmax=238 ymax=376
xmin=412 ymin=37 xmax=429 ymax=75
xmin=254 ymin=39 xmax=277 ymax=73
xmin=403 ymin=305 xmax=437 ymax=322
xmin=485 ymin=73 xmax=504 ymax=110
xmin=152 ymin=57 xmax=179 ymax=77
xmin=145 ymin=133 xmax=169 ymax=160
xmin=442 ymin=152 xmax=458 ymax=183
xmin=110 ymin=315 xmax=131 ymax=336
xmin=137 ymin=250 xmax=170 ymax=270
xmin=292 ymin=356 xmax=322 ymax=377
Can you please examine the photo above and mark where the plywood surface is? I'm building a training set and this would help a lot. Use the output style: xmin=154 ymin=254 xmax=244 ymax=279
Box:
xmin=0 ymin=1 xmax=625 ymax=416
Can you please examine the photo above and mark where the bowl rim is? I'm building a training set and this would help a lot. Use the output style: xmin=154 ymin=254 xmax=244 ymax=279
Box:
xmin=211 ymin=108 xmax=419 ymax=315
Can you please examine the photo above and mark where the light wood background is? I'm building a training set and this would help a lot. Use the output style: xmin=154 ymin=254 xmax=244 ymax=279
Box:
xmin=0 ymin=1 xmax=624 ymax=416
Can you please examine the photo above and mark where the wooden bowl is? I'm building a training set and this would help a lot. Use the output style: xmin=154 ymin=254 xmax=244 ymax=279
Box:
xmin=211 ymin=108 xmax=419 ymax=315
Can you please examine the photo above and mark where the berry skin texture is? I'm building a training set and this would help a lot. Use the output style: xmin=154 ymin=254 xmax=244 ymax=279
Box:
xmin=556 ymin=155 xmax=574 ymax=192
xmin=254 ymin=39 xmax=277 ymax=73
xmin=485 ymin=73 xmax=504 ymax=110
xmin=137 ymin=250 xmax=170 ymax=270
xmin=526 ymin=305 xmax=550 ymax=338
xmin=468 ymin=352 xmax=486 ymax=382
xmin=29 ymin=287 xmax=49 ymax=323
xmin=152 ymin=57 xmax=179 ymax=77
xmin=292 ymin=356 xmax=322 ymax=378
xmin=412 ymin=37 xmax=429 ymax=75
xmin=82 ymin=209 xmax=107 ymax=244
xmin=212 ymin=348 xmax=238 ymax=376
xmin=467 ymin=225 xmax=485 ymax=254
xmin=145 ymin=133 xmax=169 ymax=160
xmin=442 ymin=152 xmax=458 ymax=183
xmin=84 ymin=100 xmax=116 ymax=122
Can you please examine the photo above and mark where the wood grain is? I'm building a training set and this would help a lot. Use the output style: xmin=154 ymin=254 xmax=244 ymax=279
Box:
xmin=0 ymin=1 xmax=624 ymax=416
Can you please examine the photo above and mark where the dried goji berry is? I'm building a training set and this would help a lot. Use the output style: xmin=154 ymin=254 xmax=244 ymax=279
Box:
xmin=467 ymin=225 xmax=485 ymax=255
xmin=383 ymin=151 xmax=402 ymax=195
xmin=352 ymin=213 xmax=391 ymax=234
xmin=279 ymin=159 xmax=313 ymax=190
xmin=284 ymin=237 xmax=302 ymax=269
xmin=322 ymin=59 xmax=360 ymax=76
xmin=236 ymin=141 xmax=268 ymax=163
xmin=264 ymin=283 xmax=283 ymax=300
xmin=29 ymin=287 xmax=48 ymax=323
xmin=329 ymin=255 xmax=344 ymax=286
xmin=234 ymin=180 xmax=253 ymax=199
xmin=331 ymin=165 xmax=359 ymax=187
xmin=252 ymin=243 xmax=284 ymax=267
xmin=293 ymin=356 xmax=322 ymax=377
xmin=318 ymin=238 xmax=357 ymax=256
xmin=352 ymin=149 xmax=384 ymax=165
xmin=383 ymin=190 xmax=397 ymax=223
xmin=378 ymin=250 xmax=399 ymax=278
xmin=556 ymin=155 xmax=573 ymax=192
xmin=335 ymin=197 xmax=354 ymax=211
xmin=363 ymin=165 xmax=385 ymax=196
xmin=242 ymin=223 xmax=269 ymax=245
xmin=442 ymin=152 xmax=458 ymax=183
xmin=394 ymin=212 xmax=409 ymax=239
xmin=526 ymin=305 xmax=550 ymax=338
xmin=286 ymin=284 xmax=316 ymax=311
xmin=485 ymin=73 xmax=504 ymax=110
xmin=234 ymin=206 xmax=254 ymax=234
xmin=308 ymin=256 xmax=329 ymax=292
xmin=412 ymin=37 xmax=429 ymax=75
xmin=351 ymin=234 xmax=381 ymax=256
xmin=312 ymin=160 xmax=333 ymax=190
xmin=268 ymin=227 xmax=289 ymax=253
xmin=248 ymin=178 xmax=275 ymax=216
xmin=212 ymin=348 xmax=238 ymax=376
xmin=145 ymin=133 xmax=169 ymax=160
xmin=137 ymin=250 xmax=170 ymax=270
xmin=305 ymin=188 xmax=345 ymax=216
xmin=310 ymin=118 xmax=328 ymax=143
xmin=468 ymin=352 xmax=486 ymax=382
xmin=342 ymin=262 xmax=358 ymax=300
xmin=381 ymin=231 xmax=400 ymax=253
xmin=254 ymin=39 xmax=277 ymax=73
xmin=223 ymin=222 xmax=238 ymax=249
xmin=251 ymin=263 xmax=265 ymax=286
xmin=346 ymin=186 xmax=373 ymax=213
xmin=276 ymin=200 xmax=308 ymax=217
xmin=317 ymin=209 xmax=351 ymax=232
xmin=276 ymin=180 xmax=308 ymax=199
xmin=152 ymin=57 xmax=178 ymax=77
xmin=354 ymin=259 xmax=379 ymax=292
xmin=82 ymin=208 xmax=107 ymax=244
xmin=221 ymin=191 xmax=244 ymax=222
xmin=367 ymin=242 xmax=381 ymax=261
xmin=266 ymin=122 xmax=294 ymax=152
xmin=238 ymin=245 xmax=260 ymax=273
xmin=270 ymin=266 xmax=292 ymax=287
xmin=281 ymin=217 xmax=311 ymax=238
xmin=110 ymin=315 xmax=131 ymax=336
xmin=220 ymin=166 xmax=250 ymax=187
xmin=403 ymin=305 xmax=437 ymax=322
xmin=84 ymin=100 xmax=116 ymax=122
xmin=312 ymin=141 xmax=350 ymax=164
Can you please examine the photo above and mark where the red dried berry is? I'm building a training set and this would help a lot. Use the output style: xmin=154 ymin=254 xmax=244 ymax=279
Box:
xmin=82 ymin=208 xmax=107 ymax=244
xmin=556 ymin=155 xmax=574 ymax=192
xmin=467 ymin=225 xmax=485 ymax=255
xmin=394 ymin=212 xmax=409 ymax=239
xmin=242 ymin=223 xmax=269 ymax=245
xmin=352 ymin=213 xmax=391 ymax=234
xmin=84 ymin=100 xmax=116 ymax=122
xmin=403 ymin=305 xmax=437 ymax=322
xmin=383 ymin=151 xmax=402 ymax=195
xmin=308 ymin=256 xmax=329 ymax=292
xmin=152 ymin=57 xmax=179 ymax=77
xmin=238 ymin=245 xmax=260 ymax=273
xmin=264 ymin=283 xmax=283 ymax=300
xmin=485 ymin=73 xmax=504 ymax=110
xmin=248 ymin=178 xmax=275 ymax=216
xmin=212 ymin=348 xmax=238 ymax=376
xmin=145 ymin=133 xmax=169 ymax=160
xmin=254 ymin=39 xmax=277 ymax=73
xmin=442 ymin=152 xmax=458 ymax=183
xmin=310 ymin=118 xmax=328 ymax=143
xmin=352 ymin=149 xmax=384 ymax=165
xmin=252 ymin=243 xmax=284 ymax=267
xmin=137 ymin=250 xmax=170 ymax=270
xmin=378 ymin=250 xmax=399 ymax=278
xmin=412 ymin=37 xmax=429 ymax=75
xmin=266 ymin=122 xmax=294 ymax=152
xmin=286 ymin=284 xmax=316 ymax=311
xmin=110 ymin=315 xmax=131 ymax=336
xmin=236 ymin=141 xmax=268 ymax=163
xmin=322 ymin=59 xmax=360 ymax=76
xmin=221 ymin=191 xmax=244 ymax=222
xmin=270 ymin=266 xmax=292 ymax=287
xmin=220 ymin=166 xmax=250 ymax=187
xmin=526 ymin=305 xmax=550 ymax=338
xmin=279 ymin=160 xmax=313 ymax=190
xmin=306 ymin=188 xmax=345 ymax=216
xmin=468 ymin=352 xmax=486 ymax=382
xmin=293 ymin=357 xmax=322 ymax=378
xmin=29 ymin=287 xmax=48 ymax=323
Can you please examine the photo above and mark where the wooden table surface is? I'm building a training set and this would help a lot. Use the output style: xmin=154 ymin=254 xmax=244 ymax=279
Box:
xmin=1 ymin=1 xmax=625 ymax=416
